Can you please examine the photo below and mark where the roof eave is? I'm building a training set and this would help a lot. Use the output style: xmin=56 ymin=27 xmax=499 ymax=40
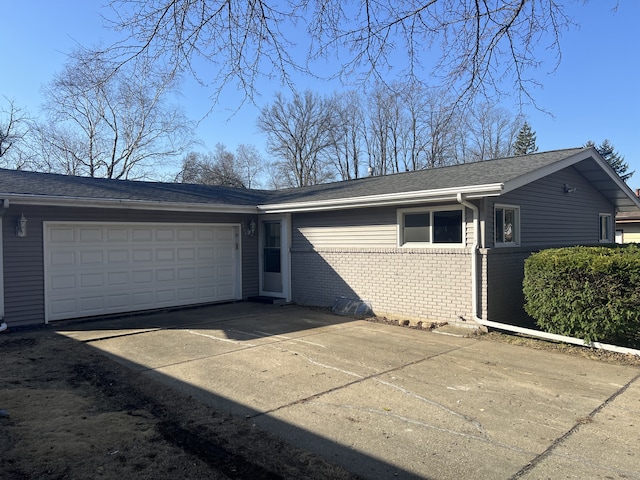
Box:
xmin=259 ymin=183 xmax=504 ymax=213
xmin=1 ymin=194 xmax=259 ymax=214
xmin=502 ymin=148 xmax=640 ymax=212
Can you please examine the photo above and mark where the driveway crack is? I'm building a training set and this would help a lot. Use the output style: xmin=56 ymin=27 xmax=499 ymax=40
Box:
xmin=509 ymin=370 xmax=640 ymax=479
xmin=247 ymin=343 xmax=485 ymax=437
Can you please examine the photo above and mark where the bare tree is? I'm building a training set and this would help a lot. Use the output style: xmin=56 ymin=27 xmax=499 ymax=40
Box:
xmin=465 ymin=103 xmax=524 ymax=161
xmin=36 ymin=48 xmax=193 ymax=179
xmin=329 ymin=91 xmax=365 ymax=180
xmin=257 ymin=91 xmax=337 ymax=187
xmin=365 ymin=84 xmax=393 ymax=176
xmin=177 ymin=144 xmax=245 ymax=187
xmin=235 ymin=144 xmax=265 ymax=189
xmin=0 ymin=97 xmax=30 ymax=167
xmin=105 ymin=1 xmax=570 ymax=109
xmin=420 ymin=91 xmax=460 ymax=168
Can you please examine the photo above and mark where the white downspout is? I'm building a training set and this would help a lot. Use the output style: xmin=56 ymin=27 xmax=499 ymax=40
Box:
xmin=456 ymin=193 xmax=640 ymax=357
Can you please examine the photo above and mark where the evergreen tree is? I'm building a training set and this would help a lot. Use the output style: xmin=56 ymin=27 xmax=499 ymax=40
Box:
xmin=585 ymin=140 xmax=633 ymax=182
xmin=512 ymin=121 xmax=538 ymax=155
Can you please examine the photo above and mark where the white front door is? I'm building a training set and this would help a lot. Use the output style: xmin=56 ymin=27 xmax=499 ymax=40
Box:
xmin=259 ymin=215 xmax=291 ymax=300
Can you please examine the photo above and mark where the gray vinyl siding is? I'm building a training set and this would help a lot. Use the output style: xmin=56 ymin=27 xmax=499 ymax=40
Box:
xmin=486 ymin=166 xmax=615 ymax=248
xmin=2 ymin=205 xmax=258 ymax=327
xmin=481 ymin=166 xmax=616 ymax=325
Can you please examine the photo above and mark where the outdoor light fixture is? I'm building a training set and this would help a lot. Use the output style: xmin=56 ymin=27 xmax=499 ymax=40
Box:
xmin=564 ymin=183 xmax=577 ymax=194
xmin=243 ymin=219 xmax=256 ymax=237
xmin=16 ymin=214 xmax=27 ymax=238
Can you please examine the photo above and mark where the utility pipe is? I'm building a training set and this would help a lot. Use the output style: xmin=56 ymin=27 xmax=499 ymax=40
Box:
xmin=456 ymin=193 xmax=640 ymax=357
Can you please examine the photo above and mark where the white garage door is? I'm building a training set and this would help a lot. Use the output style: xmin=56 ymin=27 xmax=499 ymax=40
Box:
xmin=44 ymin=222 xmax=241 ymax=322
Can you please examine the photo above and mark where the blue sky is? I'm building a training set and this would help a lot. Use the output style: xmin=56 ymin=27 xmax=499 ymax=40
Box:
xmin=1 ymin=1 xmax=639 ymax=188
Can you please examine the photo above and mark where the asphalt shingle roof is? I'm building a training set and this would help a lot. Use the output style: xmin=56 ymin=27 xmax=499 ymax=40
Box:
xmin=267 ymin=148 xmax=585 ymax=204
xmin=0 ymin=148 xmax=589 ymax=207
xmin=0 ymin=168 xmax=273 ymax=206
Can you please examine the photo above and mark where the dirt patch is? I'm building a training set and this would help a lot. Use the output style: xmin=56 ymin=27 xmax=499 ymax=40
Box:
xmin=0 ymin=329 xmax=359 ymax=480
xmin=481 ymin=330 xmax=640 ymax=367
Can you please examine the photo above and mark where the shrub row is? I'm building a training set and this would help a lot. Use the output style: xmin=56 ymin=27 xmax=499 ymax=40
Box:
xmin=523 ymin=245 xmax=640 ymax=345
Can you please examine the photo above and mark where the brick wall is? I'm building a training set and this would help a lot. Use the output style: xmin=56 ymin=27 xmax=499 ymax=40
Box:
xmin=291 ymin=247 xmax=473 ymax=323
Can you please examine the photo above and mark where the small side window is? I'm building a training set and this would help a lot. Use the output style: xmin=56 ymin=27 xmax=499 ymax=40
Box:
xmin=599 ymin=214 xmax=612 ymax=243
xmin=495 ymin=205 xmax=520 ymax=246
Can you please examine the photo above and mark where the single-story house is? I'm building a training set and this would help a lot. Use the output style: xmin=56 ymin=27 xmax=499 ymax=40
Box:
xmin=2 ymin=147 xmax=639 ymax=329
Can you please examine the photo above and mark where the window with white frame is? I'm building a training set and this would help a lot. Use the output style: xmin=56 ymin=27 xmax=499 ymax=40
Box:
xmin=599 ymin=213 xmax=613 ymax=242
xmin=398 ymin=207 xmax=463 ymax=246
xmin=495 ymin=205 xmax=520 ymax=246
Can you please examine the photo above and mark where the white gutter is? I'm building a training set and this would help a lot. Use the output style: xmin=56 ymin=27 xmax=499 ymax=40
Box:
xmin=3 ymin=193 xmax=259 ymax=214
xmin=261 ymin=183 xmax=504 ymax=213
xmin=456 ymin=193 xmax=640 ymax=357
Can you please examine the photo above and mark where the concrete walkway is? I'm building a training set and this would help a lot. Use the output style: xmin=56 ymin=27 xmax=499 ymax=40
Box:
xmin=55 ymin=302 xmax=640 ymax=480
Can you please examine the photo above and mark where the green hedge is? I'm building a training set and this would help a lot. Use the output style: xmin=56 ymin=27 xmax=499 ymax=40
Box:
xmin=523 ymin=245 xmax=640 ymax=345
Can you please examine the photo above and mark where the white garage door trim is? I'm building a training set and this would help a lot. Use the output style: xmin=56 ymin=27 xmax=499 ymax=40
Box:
xmin=44 ymin=222 xmax=242 ymax=322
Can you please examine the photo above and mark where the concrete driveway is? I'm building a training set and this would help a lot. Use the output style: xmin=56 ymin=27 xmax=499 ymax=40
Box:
xmin=55 ymin=302 xmax=640 ymax=480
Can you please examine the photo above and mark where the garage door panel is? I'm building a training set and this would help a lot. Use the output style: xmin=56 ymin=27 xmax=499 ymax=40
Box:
xmin=51 ymin=298 xmax=77 ymax=316
xmin=107 ymin=250 xmax=129 ymax=263
xmin=80 ymin=251 xmax=103 ymax=264
xmin=133 ymin=270 xmax=153 ymax=283
xmin=198 ymin=248 xmax=214 ymax=260
xmin=178 ymin=267 xmax=196 ymax=280
xmin=51 ymin=251 xmax=75 ymax=267
xmin=198 ymin=229 xmax=214 ymax=241
xmin=156 ymin=249 xmax=175 ymax=261
xmin=107 ymin=272 xmax=129 ymax=286
xmin=178 ymin=229 xmax=195 ymax=241
xmin=80 ymin=273 xmax=104 ymax=288
xmin=133 ymin=249 xmax=153 ymax=262
xmin=178 ymin=288 xmax=196 ymax=301
xmin=133 ymin=229 xmax=153 ymax=241
xmin=132 ymin=291 xmax=154 ymax=306
xmin=178 ymin=248 xmax=195 ymax=260
xmin=107 ymin=228 xmax=128 ymax=242
xmin=80 ymin=297 xmax=104 ymax=312
xmin=79 ymin=228 xmax=103 ymax=242
xmin=45 ymin=223 xmax=240 ymax=322
xmin=107 ymin=293 xmax=130 ymax=308
xmin=156 ymin=269 xmax=175 ymax=281
xmin=49 ymin=227 xmax=75 ymax=243
xmin=50 ymin=274 xmax=76 ymax=290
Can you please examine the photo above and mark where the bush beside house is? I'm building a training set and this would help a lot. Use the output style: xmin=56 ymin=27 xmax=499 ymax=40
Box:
xmin=523 ymin=245 xmax=640 ymax=346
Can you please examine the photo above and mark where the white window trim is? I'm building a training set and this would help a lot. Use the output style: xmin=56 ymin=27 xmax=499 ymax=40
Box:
xmin=599 ymin=213 xmax=613 ymax=243
xmin=494 ymin=204 xmax=521 ymax=247
xmin=397 ymin=205 xmax=466 ymax=248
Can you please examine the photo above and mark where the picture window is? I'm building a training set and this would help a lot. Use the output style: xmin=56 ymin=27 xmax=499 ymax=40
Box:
xmin=399 ymin=208 xmax=463 ymax=246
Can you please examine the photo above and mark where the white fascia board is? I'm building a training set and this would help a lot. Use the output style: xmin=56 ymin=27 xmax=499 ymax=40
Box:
xmin=259 ymin=183 xmax=504 ymax=213
xmin=3 ymin=194 xmax=259 ymax=214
